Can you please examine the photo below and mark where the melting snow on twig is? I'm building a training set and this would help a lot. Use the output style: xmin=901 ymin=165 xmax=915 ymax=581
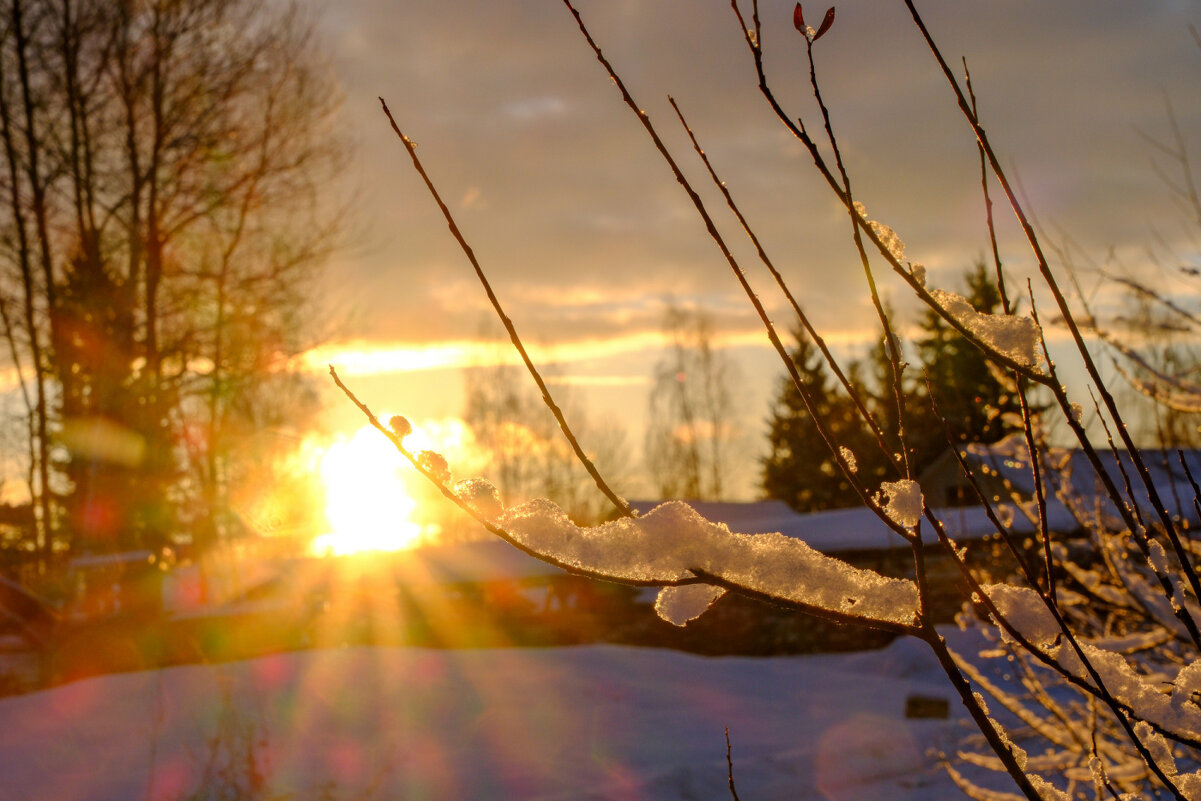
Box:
xmin=929 ymin=288 xmax=1043 ymax=371
xmin=877 ymin=480 xmax=923 ymax=530
xmin=499 ymin=499 xmax=919 ymax=626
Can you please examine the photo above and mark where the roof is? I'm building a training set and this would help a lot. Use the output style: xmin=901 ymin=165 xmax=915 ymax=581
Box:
xmin=957 ymin=436 xmax=1201 ymax=527
xmin=628 ymin=499 xmax=1019 ymax=553
xmin=0 ymin=576 xmax=58 ymax=646
xmin=68 ymin=550 xmax=158 ymax=569
xmin=393 ymin=539 xmax=568 ymax=586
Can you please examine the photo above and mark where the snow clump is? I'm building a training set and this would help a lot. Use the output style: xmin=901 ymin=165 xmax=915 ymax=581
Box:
xmin=911 ymin=263 xmax=926 ymax=287
xmin=853 ymin=201 xmax=905 ymax=263
xmin=389 ymin=415 xmax=412 ymax=439
xmin=986 ymin=584 xmax=1059 ymax=648
xmin=417 ymin=450 xmax=450 ymax=483
xmin=498 ymin=499 xmax=919 ymax=626
xmin=454 ymin=478 xmax=503 ymax=522
xmin=877 ymin=479 xmax=923 ymax=529
xmin=929 ymin=287 xmax=1043 ymax=371
xmin=655 ymin=584 xmax=728 ymax=626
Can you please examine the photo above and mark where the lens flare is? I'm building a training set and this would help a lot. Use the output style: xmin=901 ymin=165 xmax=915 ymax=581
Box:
xmin=312 ymin=426 xmax=427 ymax=555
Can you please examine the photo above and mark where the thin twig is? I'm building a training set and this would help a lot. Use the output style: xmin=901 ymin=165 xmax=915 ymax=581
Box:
xmin=560 ymin=0 xmax=905 ymax=537
xmin=377 ymin=98 xmax=633 ymax=519
xmin=801 ymin=27 xmax=911 ymax=478
xmin=963 ymin=58 xmax=1010 ymax=316
xmin=733 ymin=1 xmax=1061 ymax=389
xmin=666 ymin=95 xmax=897 ymax=471
xmin=902 ymin=2 xmax=1199 ymax=613
xmin=725 ymin=727 xmax=742 ymax=801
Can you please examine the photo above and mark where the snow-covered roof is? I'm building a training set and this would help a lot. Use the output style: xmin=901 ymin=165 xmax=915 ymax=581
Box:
xmin=628 ymin=499 xmax=1017 ymax=553
xmin=393 ymin=539 xmax=568 ymax=586
xmin=68 ymin=550 xmax=158 ymax=570
xmin=959 ymin=437 xmax=1201 ymax=526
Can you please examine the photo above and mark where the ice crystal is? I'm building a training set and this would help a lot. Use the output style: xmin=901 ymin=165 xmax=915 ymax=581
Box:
xmin=454 ymin=478 xmax=503 ymax=522
xmin=929 ymin=288 xmax=1043 ymax=370
xmin=840 ymin=446 xmax=857 ymax=474
xmin=417 ymin=450 xmax=450 ymax=483
xmin=877 ymin=479 xmax=922 ymax=529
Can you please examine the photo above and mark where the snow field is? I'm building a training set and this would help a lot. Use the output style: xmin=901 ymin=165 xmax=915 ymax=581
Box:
xmin=0 ymin=635 xmax=978 ymax=800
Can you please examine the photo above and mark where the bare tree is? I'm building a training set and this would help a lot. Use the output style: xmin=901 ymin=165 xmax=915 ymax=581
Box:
xmin=464 ymin=354 xmax=629 ymax=524
xmin=0 ymin=0 xmax=343 ymax=557
xmin=645 ymin=303 xmax=741 ymax=500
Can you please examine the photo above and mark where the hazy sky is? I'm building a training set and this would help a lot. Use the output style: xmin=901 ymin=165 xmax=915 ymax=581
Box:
xmin=308 ymin=1 xmax=1201 ymax=493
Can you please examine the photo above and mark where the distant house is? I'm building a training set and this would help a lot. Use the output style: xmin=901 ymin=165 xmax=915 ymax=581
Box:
xmin=917 ymin=435 xmax=1201 ymax=533
xmin=625 ymin=497 xmax=1012 ymax=643
xmin=0 ymin=575 xmax=57 ymax=693
xmin=65 ymin=550 xmax=166 ymax=620
xmin=381 ymin=540 xmax=642 ymax=647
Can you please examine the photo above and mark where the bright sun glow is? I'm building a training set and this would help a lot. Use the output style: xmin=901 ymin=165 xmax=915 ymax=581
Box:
xmin=311 ymin=426 xmax=429 ymax=556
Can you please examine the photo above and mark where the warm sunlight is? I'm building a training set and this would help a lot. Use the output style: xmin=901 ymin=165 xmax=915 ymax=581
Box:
xmin=311 ymin=425 xmax=431 ymax=556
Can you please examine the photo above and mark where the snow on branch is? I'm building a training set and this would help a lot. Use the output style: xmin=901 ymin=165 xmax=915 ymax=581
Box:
xmin=929 ymin=287 xmax=1044 ymax=372
xmin=500 ymin=498 xmax=920 ymax=630
xmin=986 ymin=583 xmax=1201 ymax=743
xmin=329 ymin=367 xmax=919 ymax=634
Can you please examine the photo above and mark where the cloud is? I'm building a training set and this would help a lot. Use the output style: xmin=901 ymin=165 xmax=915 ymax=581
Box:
xmin=311 ymin=0 xmax=1201 ymax=464
xmin=298 ymin=327 xmax=776 ymax=379
xmin=328 ymin=0 xmax=1201 ymax=355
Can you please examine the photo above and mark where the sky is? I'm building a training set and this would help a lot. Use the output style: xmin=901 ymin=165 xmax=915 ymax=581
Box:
xmin=303 ymin=0 xmax=1201 ymax=498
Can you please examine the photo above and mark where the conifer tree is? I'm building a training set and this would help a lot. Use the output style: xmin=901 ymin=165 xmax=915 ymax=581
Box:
xmin=762 ymin=328 xmax=870 ymax=512
xmin=763 ymin=264 xmax=1027 ymax=512
xmin=908 ymin=262 xmax=1027 ymax=474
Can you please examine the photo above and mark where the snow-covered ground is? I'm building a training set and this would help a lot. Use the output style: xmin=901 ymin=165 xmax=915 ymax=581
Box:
xmin=0 ymin=634 xmax=980 ymax=801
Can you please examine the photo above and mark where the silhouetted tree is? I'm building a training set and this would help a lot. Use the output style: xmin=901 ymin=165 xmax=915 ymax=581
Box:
xmin=0 ymin=0 xmax=343 ymax=555
xmin=908 ymin=262 xmax=1028 ymax=473
xmin=645 ymin=303 xmax=741 ymax=500
xmin=464 ymin=356 xmax=629 ymax=524
xmin=762 ymin=328 xmax=872 ymax=512
xmin=762 ymin=264 xmax=1026 ymax=512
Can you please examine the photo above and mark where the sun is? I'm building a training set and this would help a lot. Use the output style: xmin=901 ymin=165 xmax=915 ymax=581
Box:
xmin=311 ymin=425 xmax=428 ymax=556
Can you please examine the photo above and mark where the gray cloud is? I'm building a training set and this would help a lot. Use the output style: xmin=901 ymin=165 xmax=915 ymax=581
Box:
xmin=315 ymin=0 xmax=1201 ymax=353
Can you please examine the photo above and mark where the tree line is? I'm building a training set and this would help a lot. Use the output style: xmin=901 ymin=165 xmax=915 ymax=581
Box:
xmin=0 ymin=0 xmax=341 ymax=561
xmin=763 ymin=262 xmax=1029 ymax=513
xmin=469 ymin=263 xmax=1030 ymax=518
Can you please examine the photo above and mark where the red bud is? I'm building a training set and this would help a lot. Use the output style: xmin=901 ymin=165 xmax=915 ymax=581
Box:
xmin=813 ymin=7 xmax=835 ymax=41
xmin=793 ymin=4 xmax=805 ymax=33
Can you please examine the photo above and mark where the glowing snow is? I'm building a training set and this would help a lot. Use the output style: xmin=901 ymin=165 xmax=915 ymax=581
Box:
xmin=929 ymin=288 xmax=1042 ymax=371
xmin=877 ymin=480 xmax=923 ymax=529
xmin=655 ymin=584 xmax=727 ymax=626
xmin=417 ymin=450 xmax=451 ymax=483
xmin=453 ymin=478 xmax=503 ymax=522
xmin=499 ymin=499 xmax=919 ymax=626
xmin=853 ymin=201 xmax=906 ymax=263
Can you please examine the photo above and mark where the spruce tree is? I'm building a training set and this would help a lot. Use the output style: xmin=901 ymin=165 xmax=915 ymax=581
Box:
xmin=762 ymin=264 xmax=1027 ymax=513
xmin=762 ymin=329 xmax=870 ymax=512
xmin=908 ymin=262 xmax=1027 ymax=474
